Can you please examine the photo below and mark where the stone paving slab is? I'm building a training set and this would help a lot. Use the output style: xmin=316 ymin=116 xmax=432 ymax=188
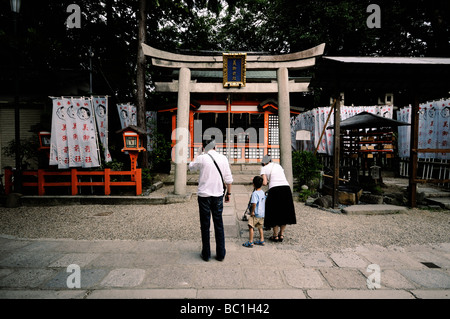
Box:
xmin=88 ymin=253 xmax=136 ymax=268
xmin=133 ymin=250 xmax=180 ymax=267
xmin=196 ymin=289 xmax=306 ymax=299
xmin=241 ymin=267 xmax=286 ymax=289
xmin=234 ymin=193 xmax=252 ymax=203
xmin=257 ymin=249 xmax=303 ymax=267
xmin=143 ymin=265 xmax=196 ymax=288
xmin=193 ymin=266 xmax=243 ymax=289
xmin=358 ymin=250 xmax=427 ymax=269
xmin=410 ymin=290 xmax=450 ymax=299
xmin=48 ymin=253 xmax=99 ymax=268
xmin=297 ymin=252 xmax=334 ymax=268
xmin=378 ymin=269 xmax=418 ymax=290
xmin=407 ymin=250 xmax=450 ymax=269
xmin=100 ymin=268 xmax=146 ymax=288
xmin=0 ymin=289 xmax=87 ymax=299
xmin=45 ymin=268 xmax=109 ymax=289
xmin=307 ymin=289 xmax=415 ymax=299
xmin=329 ymin=252 xmax=369 ymax=268
xmin=0 ymin=268 xmax=57 ymax=288
xmin=398 ymin=269 xmax=450 ymax=289
xmin=283 ymin=268 xmax=326 ymax=289
xmin=319 ymin=268 xmax=368 ymax=289
xmin=432 ymin=242 xmax=450 ymax=252
xmin=87 ymin=288 xmax=198 ymax=299
xmin=0 ymin=251 xmax=62 ymax=268
xmin=18 ymin=240 xmax=63 ymax=252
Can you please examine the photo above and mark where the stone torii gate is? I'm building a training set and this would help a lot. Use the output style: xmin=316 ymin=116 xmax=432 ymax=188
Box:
xmin=141 ymin=43 xmax=325 ymax=195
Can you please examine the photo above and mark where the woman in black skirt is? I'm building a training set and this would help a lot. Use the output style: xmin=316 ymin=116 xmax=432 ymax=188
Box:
xmin=260 ymin=155 xmax=296 ymax=242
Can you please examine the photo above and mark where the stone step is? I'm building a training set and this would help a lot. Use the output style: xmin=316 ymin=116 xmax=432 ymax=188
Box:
xmin=425 ymin=197 xmax=450 ymax=209
xmin=418 ymin=187 xmax=450 ymax=198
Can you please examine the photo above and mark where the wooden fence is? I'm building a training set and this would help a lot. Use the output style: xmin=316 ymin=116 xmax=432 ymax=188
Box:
xmin=4 ymin=168 xmax=142 ymax=196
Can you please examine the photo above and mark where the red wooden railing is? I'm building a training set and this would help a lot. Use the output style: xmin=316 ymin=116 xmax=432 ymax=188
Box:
xmin=4 ymin=168 xmax=142 ymax=196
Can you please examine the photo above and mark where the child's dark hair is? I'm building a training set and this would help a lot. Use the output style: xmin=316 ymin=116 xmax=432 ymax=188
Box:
xmin=252 ymin=176 xmax=263 ymax=189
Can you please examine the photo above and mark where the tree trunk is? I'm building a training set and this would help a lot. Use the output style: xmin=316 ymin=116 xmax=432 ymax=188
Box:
xmin=137 ymin=0 xmax=148 ymax=168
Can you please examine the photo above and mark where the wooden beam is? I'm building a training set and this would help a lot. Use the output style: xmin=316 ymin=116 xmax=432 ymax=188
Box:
xmin=409 ymin=95 xmax=420 ymax=208
xmin=322 ymin=174 xmax=349 ymax=182
xmin=333 ymin=97 xmax=341 ymax=209
xmin=314 ymin=99 xmax=336 ymax=155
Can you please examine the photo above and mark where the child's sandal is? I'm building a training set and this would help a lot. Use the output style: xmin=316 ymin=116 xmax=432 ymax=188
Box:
xmin=254 ymin=240 xmax=265 ymax=246
xmin=242 ymin=241 xmax=254 ymax=248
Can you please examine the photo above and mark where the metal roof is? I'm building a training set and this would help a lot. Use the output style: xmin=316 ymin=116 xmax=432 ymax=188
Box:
xmin=324 ymin=56 xmax=450 ymax=65
xmin=326 ymin=111 xmax=411 ymax=130
xmin=309 ymin=56 xmax=450 ymax=92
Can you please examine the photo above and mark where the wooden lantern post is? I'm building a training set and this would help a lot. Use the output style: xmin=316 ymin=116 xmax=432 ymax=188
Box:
xmin=117 ymin=126 xmax=147 ymax=172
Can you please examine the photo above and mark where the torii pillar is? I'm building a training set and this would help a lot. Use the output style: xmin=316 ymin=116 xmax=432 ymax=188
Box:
xmin=174 ymin=67 xmax=191 ymax=195
xmin=277 ymin=67 xmax=293 ymax=189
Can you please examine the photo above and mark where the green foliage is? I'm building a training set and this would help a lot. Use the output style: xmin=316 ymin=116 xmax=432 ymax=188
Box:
xmin=141 ymin=167 xmax=153 ymax=187
xmin=103 ymin=158 xmax=124 ymax=171
xmin=292 ymin=151 xmax=322 ymax=190
xmin=1 ymin=137 xmax=39 ymax=169
xmin=298 ymin=188 xmax=314 ymax=202
xmin=148 ymin=131 xmax=172 ymax=172
xmin=372 ymin=185 xmax=384 ymax=195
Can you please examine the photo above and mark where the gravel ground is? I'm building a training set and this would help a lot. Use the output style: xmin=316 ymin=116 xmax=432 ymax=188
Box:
xmin=0 ymin=188 xmax=449 ymax=252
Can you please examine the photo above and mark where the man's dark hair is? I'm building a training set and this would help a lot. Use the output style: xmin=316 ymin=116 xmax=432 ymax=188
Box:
xmin=253 ymin=175 xmax=263 ymax=189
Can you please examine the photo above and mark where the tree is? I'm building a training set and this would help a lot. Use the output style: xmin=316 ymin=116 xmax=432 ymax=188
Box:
xmin=137 ymin=0 xmax=148 ymax=168
xmin=212 ymin=0 xmax=449 ymax=57
xmin=1 ymin=0 xmax=448 ymax=138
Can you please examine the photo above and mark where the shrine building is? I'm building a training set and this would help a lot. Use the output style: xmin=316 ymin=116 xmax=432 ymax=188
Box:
xmin=142 ymin=43 xmax=326 ymax=195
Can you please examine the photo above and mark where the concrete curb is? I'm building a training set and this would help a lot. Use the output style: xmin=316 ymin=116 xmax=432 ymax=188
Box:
xmin=342 ymin=204 xmax=408 ymax=215
xmin=19 ymin=193 xmax=193 ymax=206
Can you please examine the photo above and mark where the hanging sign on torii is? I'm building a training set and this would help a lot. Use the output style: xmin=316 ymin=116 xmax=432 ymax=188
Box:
xmin=223 ymin=53 xmax=246 ymax=88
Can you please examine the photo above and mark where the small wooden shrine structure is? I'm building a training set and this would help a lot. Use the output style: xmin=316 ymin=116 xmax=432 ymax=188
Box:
xmin=310 ymin=56 xmax=450 ymax=207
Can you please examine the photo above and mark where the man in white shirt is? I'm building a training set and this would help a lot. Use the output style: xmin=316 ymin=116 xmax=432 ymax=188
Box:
xmin=189 ymin=139 xmax=233 ymax=261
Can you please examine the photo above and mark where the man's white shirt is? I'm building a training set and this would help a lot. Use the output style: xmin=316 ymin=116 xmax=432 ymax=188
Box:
xmin=189 ymin=150 xmax=233 ymax=197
